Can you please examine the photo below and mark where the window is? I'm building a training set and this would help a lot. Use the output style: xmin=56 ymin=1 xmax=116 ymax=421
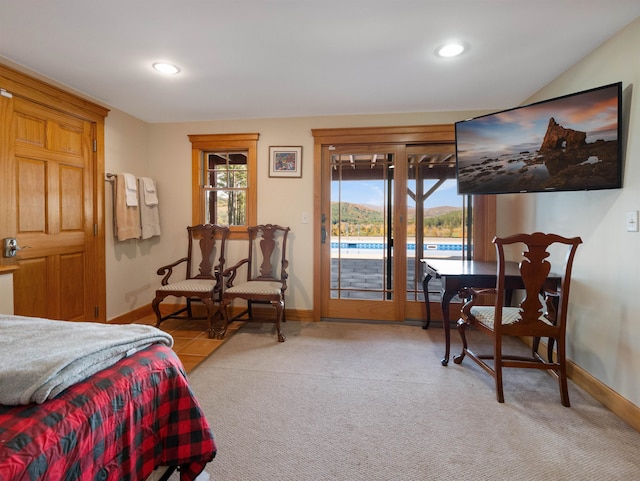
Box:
xmin=205 ymin=151 xmax=248 ymax=225
xmin=189 ymin=133 xmax=258 ymax=239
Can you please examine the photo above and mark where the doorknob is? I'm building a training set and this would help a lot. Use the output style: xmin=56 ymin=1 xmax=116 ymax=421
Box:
xmin=3 ymin=238 xmax=30 ymax=258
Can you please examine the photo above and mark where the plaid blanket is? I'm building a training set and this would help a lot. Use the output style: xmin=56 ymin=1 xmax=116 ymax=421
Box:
xmin=0 ymin=344 xmax=216 ymax=481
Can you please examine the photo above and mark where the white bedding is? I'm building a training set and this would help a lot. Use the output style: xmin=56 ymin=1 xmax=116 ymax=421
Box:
xmin=0 ymin=314 xmax=173 ymax=405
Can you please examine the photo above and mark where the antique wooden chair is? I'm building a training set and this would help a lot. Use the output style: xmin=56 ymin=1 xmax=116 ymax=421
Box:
xmin=217 ymin=224 xmax=291 ymax=342
xmin=453 ymin=232 xmax=582 ymax=406
xmin=152 ymin=224 xmax=229 ymax=338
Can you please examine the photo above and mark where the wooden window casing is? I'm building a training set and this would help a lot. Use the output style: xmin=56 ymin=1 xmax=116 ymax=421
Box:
xmin=189 ymin=133 xmax=258 ymax=239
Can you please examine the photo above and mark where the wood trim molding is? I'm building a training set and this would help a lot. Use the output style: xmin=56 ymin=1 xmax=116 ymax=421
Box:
xmin=0 ymin=265 xmax=19 ymax=275
xmin=523 ymin=337 xmax=640 ymax=432
xmin=311 ymin=124 xmax=455 ymax=145
xmin=188 ymin=133 xmax=259 ymax=239
xmin=0 ymin=63 xmax=109 ymax=121
xmin=567 ymin=360 xmax=640 ymax=432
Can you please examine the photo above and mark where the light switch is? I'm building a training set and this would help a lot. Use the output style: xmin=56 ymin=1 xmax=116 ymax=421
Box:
xmin=626 ymin=210 xmax=638 ymax=232
xmin=301 ymin=212 xmax=309 ymax=224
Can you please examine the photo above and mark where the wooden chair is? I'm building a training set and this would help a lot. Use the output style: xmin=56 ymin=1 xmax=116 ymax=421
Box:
xmin=152 ymin=224 xmax=229 ymax=338
xmin=453 ymin=232 xmax=582 ymax=406
xmin=217 ymin=224 xmax=291 ymax=342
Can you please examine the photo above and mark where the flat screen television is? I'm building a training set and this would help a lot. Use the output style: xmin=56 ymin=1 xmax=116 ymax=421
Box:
xmin=455 ymin=82 xmax=622 ymax=195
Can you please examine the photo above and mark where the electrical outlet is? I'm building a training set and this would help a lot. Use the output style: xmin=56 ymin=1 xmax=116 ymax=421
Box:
xmin=626 ymin=210 xmax=638 ymax=232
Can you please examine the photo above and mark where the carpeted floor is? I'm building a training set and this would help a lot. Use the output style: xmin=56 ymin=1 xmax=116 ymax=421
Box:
xmin=172 ymin=321 xmax=640 ymax=480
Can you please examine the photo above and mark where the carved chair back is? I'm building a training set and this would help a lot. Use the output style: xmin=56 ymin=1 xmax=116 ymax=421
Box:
xmin=245 ymin=224 xmax=291 ymax=288
xmin=493 ymin=232 xmax=582 ymax=339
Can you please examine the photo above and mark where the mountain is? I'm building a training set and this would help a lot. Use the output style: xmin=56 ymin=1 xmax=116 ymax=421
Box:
xmin=332 ymin=202 xmax=461 ymax=223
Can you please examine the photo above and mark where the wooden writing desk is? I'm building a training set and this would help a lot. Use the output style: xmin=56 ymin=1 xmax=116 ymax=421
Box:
xmin=420 ymin=258 xmax=560 ymax=366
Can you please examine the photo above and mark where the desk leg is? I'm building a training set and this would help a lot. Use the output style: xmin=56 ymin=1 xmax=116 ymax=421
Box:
xmin=421 ymin=273 xmax=433 ymax=329
xmin=440 ymin=289 xmax=456 ymax=366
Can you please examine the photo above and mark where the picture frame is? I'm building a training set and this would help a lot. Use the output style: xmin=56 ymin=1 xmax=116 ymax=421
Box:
xmin=269 ymin=146 xmax=302 ymax=178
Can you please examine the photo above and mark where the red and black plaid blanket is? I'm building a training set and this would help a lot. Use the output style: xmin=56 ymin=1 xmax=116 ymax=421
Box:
xmin=0 ymin=344 xmax=216 ymax=481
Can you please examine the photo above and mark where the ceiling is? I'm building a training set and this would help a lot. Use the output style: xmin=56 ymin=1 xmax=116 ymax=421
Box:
xmin=1 ymin=1 xmax=639 ymax=124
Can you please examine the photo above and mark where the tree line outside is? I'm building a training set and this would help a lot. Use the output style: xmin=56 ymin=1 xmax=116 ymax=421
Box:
xmin=331 ymin=202 xmax=463 ymax=238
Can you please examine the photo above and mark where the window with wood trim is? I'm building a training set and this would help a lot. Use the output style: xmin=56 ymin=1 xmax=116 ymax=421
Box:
xmin=189 ymin=133 xmax=258 ymax=239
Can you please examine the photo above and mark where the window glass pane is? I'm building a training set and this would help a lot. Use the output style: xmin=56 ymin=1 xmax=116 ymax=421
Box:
xmin=205 ymin=189 xmax=246 ymax=226
xmin=330 ymin=152 xmax=393 ymax=300
xmin=204 ymin=150 xmax=248 ymax=226
xmin=229 ymin=165 xmax=247 ymax=188
xmin=406 ymin=146 xmax=469 ymax=303
xmin=208 ymin=153 xmax=227 ymax=169
xmin=214 ymin=170 xmax=227 ymax=188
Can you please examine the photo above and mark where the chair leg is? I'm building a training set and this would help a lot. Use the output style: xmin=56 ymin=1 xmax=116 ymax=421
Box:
xmin=452 ymin=319 xmax=468 ymax=364
xmin=557 ymin=344 xmax=570 ymax=407
xmin=152 ymin=295 xmax=164 ymax=328
xmin=212 ymin=299 xmax=231 ymax=340
xmin=494 ymin=337 xmax=505 ymax=403
xmin=271 ymin=299 xmax=286 ymax=342
xmin=204 ymin=297 xmax=217 ymax=339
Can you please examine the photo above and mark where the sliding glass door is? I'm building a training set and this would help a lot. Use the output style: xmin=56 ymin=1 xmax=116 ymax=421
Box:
xmin=320 ymin=142 xmax=468 ymax=321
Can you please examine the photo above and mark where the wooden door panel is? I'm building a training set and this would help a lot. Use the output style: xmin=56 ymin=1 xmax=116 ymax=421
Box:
xmin=12 ymin=96 xmax=94 ymax=322
xmin=13 ymin=257 xmax=48 ymax=318
xmin=59 ymin=252 xmax=85 ymax=320
xmin=59 ymin=165 xmax=84 ymax=231
xmin=17 ymin=157 xmax=46 ymax=232
xmin=48 ymin=120 xmax=85 ymax=155
xmin=15 ymin=111 xmax=46 ymax=147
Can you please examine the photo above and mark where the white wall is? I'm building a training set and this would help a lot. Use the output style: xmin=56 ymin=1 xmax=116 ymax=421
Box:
xmin=0 ymin=273 xmax=14 ymax=314
xmin=498 ymin=18 xmax=640 ymax=406
xmin=104 ymin=109 xmax=152 ymax=318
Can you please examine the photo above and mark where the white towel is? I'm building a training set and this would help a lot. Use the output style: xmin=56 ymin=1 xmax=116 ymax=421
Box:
xmin=141 ymin=176 xmax=159 ymax=206
xmin=115 ymin=174 xmax=141 ymax=241
xmin=139 ymin=177 xmax=161 ymax=239
xmin=123 ymin=172 xmax=138 ymax=206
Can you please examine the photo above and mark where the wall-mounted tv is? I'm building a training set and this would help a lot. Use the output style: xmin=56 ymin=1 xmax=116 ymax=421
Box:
xmin=455 ymin=82 xmax=622 ymax=195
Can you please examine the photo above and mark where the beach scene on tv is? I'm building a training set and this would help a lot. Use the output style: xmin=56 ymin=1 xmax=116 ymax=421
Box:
xmin=455 ymin=84 xmax=620 ymax=195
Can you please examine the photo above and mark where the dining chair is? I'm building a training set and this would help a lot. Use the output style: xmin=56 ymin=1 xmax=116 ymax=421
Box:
xmin=453 ymin=232 xmax=582 ymax=406
xmin=152 ymin=224 xmax=229 ymax=338
xmin=216 ymin=224 xmax=291 ymax=342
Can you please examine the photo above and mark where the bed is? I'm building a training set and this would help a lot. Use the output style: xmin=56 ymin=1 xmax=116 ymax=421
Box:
xmin=0 ymin=315 xmax=216 ymax=481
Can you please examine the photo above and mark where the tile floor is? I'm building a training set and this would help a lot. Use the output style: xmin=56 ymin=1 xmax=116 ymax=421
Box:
xmin=135 ymin=313 xmax=244 ymax=373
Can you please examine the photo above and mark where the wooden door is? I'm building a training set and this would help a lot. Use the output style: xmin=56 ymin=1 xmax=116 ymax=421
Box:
xmin=1 ymin=64 xmax=108 ymax=322
xmin=319 ymin=144 xmax=407 ymax=321
xmin=10 ymin=97 xmax=97 ymax=321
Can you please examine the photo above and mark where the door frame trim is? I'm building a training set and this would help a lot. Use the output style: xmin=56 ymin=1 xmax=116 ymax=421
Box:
xmin=311 ymin=125 xmax=460 ymax=322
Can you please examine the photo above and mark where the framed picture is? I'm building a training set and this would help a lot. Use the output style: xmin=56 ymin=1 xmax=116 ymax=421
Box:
xmin=269 ymin=146 xmax=302 ymax=178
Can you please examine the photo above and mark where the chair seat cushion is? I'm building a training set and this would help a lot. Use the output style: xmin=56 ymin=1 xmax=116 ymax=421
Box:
xmin=157 ymin=279 xmax=216 ymax=293
xmin=469 ymin=306 xmax=553 ymax=329
xmin=225 ymin=281 xmax=283 ymax=296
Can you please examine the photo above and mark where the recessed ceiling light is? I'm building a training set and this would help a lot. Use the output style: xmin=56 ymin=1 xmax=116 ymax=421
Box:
xmin=437 ymin=43 xmax=465 ymax=58
xmin=152 ymin=62 xmax=180 ymax=74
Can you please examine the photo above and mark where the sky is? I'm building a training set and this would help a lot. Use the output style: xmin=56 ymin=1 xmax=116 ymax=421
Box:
xmin=332 ymin=179 xmax=462 ymax=208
